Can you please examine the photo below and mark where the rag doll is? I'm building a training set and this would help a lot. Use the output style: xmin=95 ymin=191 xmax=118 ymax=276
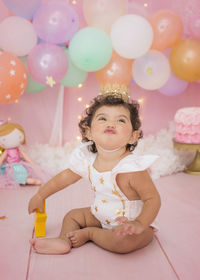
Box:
xmin=0 ymin=121 xmax=51 ymax=189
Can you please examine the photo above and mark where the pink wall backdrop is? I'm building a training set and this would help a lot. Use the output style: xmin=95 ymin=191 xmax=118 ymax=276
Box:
xmin=1 ymin=73 xmax=199 ymax=145
xmin=0 ymin=0 xmax=200 ymax=145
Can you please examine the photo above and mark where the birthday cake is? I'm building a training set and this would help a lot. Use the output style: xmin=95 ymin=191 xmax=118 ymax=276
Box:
xmin=174 ymin=107 xmax=200 ymax=144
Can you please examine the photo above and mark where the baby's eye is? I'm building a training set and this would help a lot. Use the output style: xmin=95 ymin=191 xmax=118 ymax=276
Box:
xmin=98 ymin=117 xmax=106 ymax=121
xmin=118 ymin=119 xmax=126 ymax=123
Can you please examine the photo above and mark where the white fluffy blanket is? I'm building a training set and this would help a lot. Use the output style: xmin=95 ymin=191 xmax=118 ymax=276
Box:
xmin=24 ymin=122 xmax=195 ymax=180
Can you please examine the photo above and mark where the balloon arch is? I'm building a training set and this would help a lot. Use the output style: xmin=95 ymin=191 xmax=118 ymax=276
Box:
xmin=0 ymin=0 xmax=200 ymax=105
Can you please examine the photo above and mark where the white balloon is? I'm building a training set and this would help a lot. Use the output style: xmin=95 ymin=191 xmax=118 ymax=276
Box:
xmin=132 ymin=50 xmax=171 ymax=90
xmin=110 ymin=14 xmax=153 ymax=59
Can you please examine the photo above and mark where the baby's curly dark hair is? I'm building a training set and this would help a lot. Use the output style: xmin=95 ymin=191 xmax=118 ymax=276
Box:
xmin=79 ymin=94 xmax=143 ymax=153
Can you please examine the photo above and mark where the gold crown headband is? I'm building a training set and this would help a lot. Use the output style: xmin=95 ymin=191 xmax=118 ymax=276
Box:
xmin=99 ymin=83 xmax=130 ymax=102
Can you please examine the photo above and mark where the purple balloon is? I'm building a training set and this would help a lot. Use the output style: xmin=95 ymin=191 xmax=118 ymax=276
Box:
xmin=158 ymin=72 xmax=189 ymax=96
xmin=27 ymin=43 xmax=68 ymax=85
xmin=2 ymin=0 xmax=42 ymax=20
xmin=33 ymin=1 xmax=79 ymax=44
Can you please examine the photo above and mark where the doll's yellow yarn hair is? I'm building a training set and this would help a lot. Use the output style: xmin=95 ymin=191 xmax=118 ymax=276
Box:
xmin=0 ymin=122 xmax=26 ymax=144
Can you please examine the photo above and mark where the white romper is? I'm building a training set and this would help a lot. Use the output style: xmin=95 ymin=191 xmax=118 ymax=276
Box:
xmin=69 ymin=142 xmax=159 ymax=230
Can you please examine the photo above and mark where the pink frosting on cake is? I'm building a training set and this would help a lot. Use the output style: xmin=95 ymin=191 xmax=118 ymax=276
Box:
xmin=174 ymin=107 xmax=200 ymax=144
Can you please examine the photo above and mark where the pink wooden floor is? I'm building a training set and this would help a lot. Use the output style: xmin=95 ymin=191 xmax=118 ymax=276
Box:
xmin=0 ymin=172 xmax=199 ymax=280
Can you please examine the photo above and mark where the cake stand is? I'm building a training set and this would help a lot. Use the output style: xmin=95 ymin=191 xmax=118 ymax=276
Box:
xmin=173 ymin=140 xmax=200 ymax=175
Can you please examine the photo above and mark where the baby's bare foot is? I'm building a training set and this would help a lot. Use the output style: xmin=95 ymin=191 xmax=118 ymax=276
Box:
xmin=67 ymin=228 xmax=90 ymax=248
xmin=30 ymin=238 xmax=71 ymax=254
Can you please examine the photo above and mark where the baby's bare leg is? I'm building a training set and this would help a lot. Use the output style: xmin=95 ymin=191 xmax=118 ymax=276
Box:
xmin=30 ymin=207 xmax=101 ymax=254
xmin=86 ymin=226 xmax=154 ymax=253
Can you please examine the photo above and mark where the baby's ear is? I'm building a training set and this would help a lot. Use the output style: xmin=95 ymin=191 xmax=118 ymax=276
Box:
xmin=85 ymin=126 xmax=92 ymax=140
xmin=129 ymin=130 xmax=140 ymax=144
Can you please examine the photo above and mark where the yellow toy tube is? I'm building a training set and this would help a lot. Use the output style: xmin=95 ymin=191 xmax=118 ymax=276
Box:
xmin=35 ymin=200 xmax=47 ymax=237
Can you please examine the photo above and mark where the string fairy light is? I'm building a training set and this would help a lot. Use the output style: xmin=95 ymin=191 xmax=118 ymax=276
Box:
xmin=144 ymin=3 xmax=148 ymax=7
xmin=137 ymin=98 xmax=145 ymax=105
xmin=78 ymin=83 xmax=83 ymax=88
xmin=77 ymin=97 xmax=83 ymax=102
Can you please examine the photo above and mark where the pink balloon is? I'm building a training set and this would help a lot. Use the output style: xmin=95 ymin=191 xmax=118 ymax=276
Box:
xmin=0 ymin=16 xmax=37 ymax=56
xmin=33 ymin=1 xmax=79 ymax=44
xmin=27 ymin=43 xmax=68 ymax=85
xmin=83 ymin=0 xmax=126 ymax=33
xmin=188 ymin=16 xmax=200 ymax=40
xmin=172 ymin=0 xmax=200 ymax=35
xmin=158 ymin=72 xmax=189 ymax=96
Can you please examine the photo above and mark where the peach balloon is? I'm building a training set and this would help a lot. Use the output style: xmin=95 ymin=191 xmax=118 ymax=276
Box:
xmin=0 ymin=51 xmax=27 ymax=104
xmin=96 ymin=51 xmax=133 ymax=85
xmin=83 ymin=0 xmax=126 ymax=34
xmin=170 ymin=39 xmax=200 ymax=82
xmin=149 ymin=9 xmax=183 ymax=51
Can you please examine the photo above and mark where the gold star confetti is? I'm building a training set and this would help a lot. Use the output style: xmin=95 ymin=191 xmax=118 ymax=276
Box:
xmin=100 ymin=177 xmax=104 ymax=184
xmin=0 ymin=216 xmax=7 ymax=220
xmin=105 ymin=220 xmax=110 ymax=224
xmin=146 ymin=67 xmax=153 ymax=75
xmin=46 ymin=76 xmax=56 ymax=87
xmin=115 ymin=209 xmax=121 ymax=215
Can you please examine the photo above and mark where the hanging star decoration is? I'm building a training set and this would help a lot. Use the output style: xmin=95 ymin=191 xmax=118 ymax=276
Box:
xmin=146 ymin=67 xmax=153 ymax=75
xmin=46 ymin=76 xmax=56 ymax=87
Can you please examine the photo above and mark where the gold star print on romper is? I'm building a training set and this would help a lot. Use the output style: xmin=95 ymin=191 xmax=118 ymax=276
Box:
xmin=95 ymin=206 xmax=98 ymax=212
xmin=105 ymin=220 xmax=110 ymax=225
xmin=100 ymin=177 xmax=104 ymax=184
xmin=115 ymin=209 xmax=121 ymax=215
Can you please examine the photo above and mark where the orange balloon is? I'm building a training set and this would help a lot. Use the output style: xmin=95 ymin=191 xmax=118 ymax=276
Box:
xmin=170 ymin=39 xmax=200 ymax=82
xmin=96 ymin=51 xmax=133 ymax=85
xmin=0 ymin=51 xmax=27 ymax=104
xmin=149 ymin=9 xmax=183 ymax=51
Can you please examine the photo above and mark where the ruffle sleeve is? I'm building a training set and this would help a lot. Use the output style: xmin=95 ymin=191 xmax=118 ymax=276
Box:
xmin=112 ymin=154 xmax=159 ymax=178
xmin=68 ymin=142 xmax=95 ymax=179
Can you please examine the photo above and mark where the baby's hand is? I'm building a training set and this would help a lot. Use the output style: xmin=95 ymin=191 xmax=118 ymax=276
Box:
xmin=115 ymin=217 xmax=145 ymax=236
xmin=28 ymin=193 xmax=44 ymax=214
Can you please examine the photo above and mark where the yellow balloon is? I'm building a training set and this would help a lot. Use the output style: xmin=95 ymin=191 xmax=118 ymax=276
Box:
xmin=170 ymin=39 xmax=200 ymax=82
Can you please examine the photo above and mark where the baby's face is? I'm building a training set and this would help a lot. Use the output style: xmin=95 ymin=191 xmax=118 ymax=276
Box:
xmin=87 ymin=105 xmax=136 ymax=151
xmin=0 ymin=128 xmax=24 ymax=149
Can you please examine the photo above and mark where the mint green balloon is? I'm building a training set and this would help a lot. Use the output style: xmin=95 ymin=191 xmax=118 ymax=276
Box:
xmin=21 ymin=56 xmax=46 ymax=93
xmin=61 ymin=48 xmax=88 ymax=87
xmin=69 ymin=27 xmax=112 ymax=72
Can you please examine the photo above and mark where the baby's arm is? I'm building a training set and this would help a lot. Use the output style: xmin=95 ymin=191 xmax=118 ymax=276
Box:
xmin=132 ymin=170 xmax=161 ymax=228
xmin=116 ymin=170 xmax=161 ymax=235
xmin=28 ymin=169 xmax=81 ymax=214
